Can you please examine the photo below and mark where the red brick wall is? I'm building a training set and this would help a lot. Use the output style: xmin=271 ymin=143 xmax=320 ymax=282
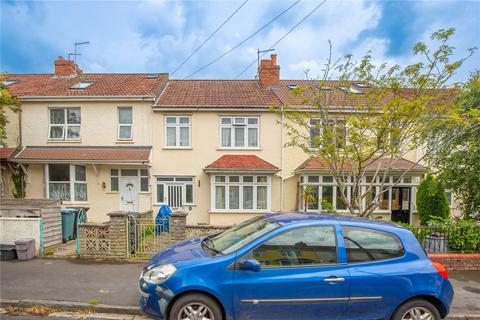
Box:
xmin=428 ymin=253 xmax=480 ymax=271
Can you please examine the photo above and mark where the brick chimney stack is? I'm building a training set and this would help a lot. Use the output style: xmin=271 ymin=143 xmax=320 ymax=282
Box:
xmin=54 ymin=56 xmax=83 ymax=77
xmin=258 ymin=54 xmax=280 ymax=87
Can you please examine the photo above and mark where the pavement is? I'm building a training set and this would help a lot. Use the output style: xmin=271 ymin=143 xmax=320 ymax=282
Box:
xmin=0 ymin=258 xmax=479 ymax=319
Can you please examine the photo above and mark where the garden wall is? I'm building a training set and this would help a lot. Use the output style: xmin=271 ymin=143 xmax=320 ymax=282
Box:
xmin=429 ymin=253 xmax=480 ymax=271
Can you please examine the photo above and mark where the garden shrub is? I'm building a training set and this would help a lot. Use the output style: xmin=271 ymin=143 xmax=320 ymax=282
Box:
xmin=416 ymin=174 xmax=450 ymax=225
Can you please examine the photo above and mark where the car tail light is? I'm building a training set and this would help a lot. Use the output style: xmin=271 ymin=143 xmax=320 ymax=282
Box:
xmin=432 ymin=260 xmax=448 ymax=280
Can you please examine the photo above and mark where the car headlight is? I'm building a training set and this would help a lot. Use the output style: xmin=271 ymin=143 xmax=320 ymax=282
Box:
xmin=143 ymin=264 xmax=176 ymax=284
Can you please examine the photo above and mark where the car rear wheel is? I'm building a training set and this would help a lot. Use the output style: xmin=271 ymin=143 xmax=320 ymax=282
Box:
xmin=392 ymin=299 xmax=441 ymax=320
xmin=169 ymin=293 xmax=223 ymax=320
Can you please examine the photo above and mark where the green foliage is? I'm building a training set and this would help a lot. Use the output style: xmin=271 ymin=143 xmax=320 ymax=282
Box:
xmin=423 ymin=217 xmax=480 ymax=253
xmin=11 ymin=169 xmax=25 ymax=198
xmin=427 ymin=71 xmax=480 ymax=220
xmin=321 ymin=200 xmax=337 ymax=214
xmin=416 ymin=174 xmax=450 ymax=225
xmin=0 ymin=74 xmax=21 ymax=147
xmin=43 ymin=248 xmax=55 ymax=256
xmin=88 ymin=299 xmax=98 ymax=306
xmin=301 ymin=186 xmax=317 ymax=212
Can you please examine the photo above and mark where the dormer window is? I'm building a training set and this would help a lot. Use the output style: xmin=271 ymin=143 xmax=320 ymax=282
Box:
xmin=147 ymin=74 xmax=159 ymax=79
xmin=353 ymin=81 xmax=369 ymax=88
xmin=2 ymin=80 xmax=18 ymax=86
xmin=287 ymin=84 xmax=298 ymax=90
xmin=70 ymin=81 xmax=94 ymax=89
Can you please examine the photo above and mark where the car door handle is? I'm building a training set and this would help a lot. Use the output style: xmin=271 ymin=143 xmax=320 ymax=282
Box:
xmin=324 ymin=277 xmax=345 ymax=283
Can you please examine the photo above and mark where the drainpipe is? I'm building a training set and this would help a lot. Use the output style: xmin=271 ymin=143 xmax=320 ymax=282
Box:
xmin=280 ymin=107 xmax=285 ymax=212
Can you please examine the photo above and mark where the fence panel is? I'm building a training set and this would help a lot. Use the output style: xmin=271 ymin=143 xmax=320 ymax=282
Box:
xmin=411 ymin=226 xmax=480 ymax=253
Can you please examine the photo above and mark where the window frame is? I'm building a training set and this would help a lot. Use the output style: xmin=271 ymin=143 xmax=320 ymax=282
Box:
xmin=48 ymin=107 xmax=81 ymax=141
xmin=117 ymin=107 xmax=133 ymax=141
xmin=164 ymin=115 xmax=192 ymax=148
xmin=155 ymin=176 xmax=195 ymax=206
xmin=46 ymin=164 xmax=87 ymax=202
xmin=341 ymin=225 xmax=405 ymax=265
xmin=309 ymin=118 xmax=347 ymax=149
xmin=109 ymin=168 xmax=149 ymax=193
xmin=244 ymin=224 xmax=339 ymax=269
xmin=219 ymin=116 xmax=259 ymax=149
xmin=211 ymin=175 xmax=271 ymax=212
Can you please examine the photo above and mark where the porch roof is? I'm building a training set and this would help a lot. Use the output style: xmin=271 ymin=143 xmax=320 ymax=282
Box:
xmin=295 ymin=156 xmax=427 ymax=173
xmin=204 ymin=155 xmax=280 ymax=173
xmin=0 ymin=148 xmax=17 ymax=160
xmin=14 ymin=146 xmax=152 ymax=164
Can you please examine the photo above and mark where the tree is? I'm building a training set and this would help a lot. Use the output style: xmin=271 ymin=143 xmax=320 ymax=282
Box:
xmin=0 ymin=73 xmax=21 ymax=147
xmin=416 ymin=174 xmax=450 ymax=225
xmin=426 ymin=71 xmax=480 ymax=219
xmin=277 ymin=28 xmax=476 ymax=217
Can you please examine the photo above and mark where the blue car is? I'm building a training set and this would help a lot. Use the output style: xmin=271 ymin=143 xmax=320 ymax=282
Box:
xmin=139 ymin=213 xmax=453 ymax=320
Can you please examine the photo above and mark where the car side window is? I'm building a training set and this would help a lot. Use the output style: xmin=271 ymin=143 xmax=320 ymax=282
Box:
xmin=342 ymin=226 xmax=404 ymax=263
xmin=252 ymin=226 xmax=337 ymax=267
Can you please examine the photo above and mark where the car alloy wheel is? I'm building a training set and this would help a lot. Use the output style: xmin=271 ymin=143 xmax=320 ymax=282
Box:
xmin=177 ymin=303 xmax=214 ymax=320
xmin=401 ymin=306 xmax=434 ymax=320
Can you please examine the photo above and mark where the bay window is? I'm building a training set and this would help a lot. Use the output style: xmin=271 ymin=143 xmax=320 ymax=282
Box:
xmin=165 ymin=116 xmax=191 ymax=148
xmin=212 ymin=175 xmax=270 ymax=211
xmin=220 ymin=116 xmax=259 ymax=148
xmin=49 ymin=108 xmax=81 ymax=140
xmin=47 ymin=164 xmax=87 ymax=201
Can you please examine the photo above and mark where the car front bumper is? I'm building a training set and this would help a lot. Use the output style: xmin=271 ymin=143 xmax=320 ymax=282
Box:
xmin=139 ymin=276 xmax=175 ymax=319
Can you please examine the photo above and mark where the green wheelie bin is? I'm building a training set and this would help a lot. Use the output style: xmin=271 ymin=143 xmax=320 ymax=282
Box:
xmin=61 ymin=208 xmax=77 ymax=242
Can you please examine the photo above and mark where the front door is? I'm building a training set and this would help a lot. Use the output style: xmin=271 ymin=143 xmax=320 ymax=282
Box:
xmin=233 ymin=225 xmax=350 ymax=320
xmin=391 ymin=187 xmax=410 ymax=224
xmin=120 ymin=177 xmax=139 ymax=212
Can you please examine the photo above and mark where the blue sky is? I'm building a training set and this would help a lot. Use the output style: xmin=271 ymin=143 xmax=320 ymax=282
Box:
xmin=1 ymin=0 xmax=479 ymax=83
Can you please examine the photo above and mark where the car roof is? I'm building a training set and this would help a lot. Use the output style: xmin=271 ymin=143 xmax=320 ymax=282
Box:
xmin=265 ymin=212 xmax=404 ymax=229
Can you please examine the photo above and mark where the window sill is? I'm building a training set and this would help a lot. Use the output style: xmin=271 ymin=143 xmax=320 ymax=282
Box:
xmin=216 ymin=147 xmax=262 ymax=151
xmin=47 ymin=140 xmax=82 ymax=144
xmin=116 ymin=140 xmax=134 ymax=144
xmin=62 ymin=201 xmax=90 ymax=205
xmin=162 ymin=147 xmax=193 ymax=150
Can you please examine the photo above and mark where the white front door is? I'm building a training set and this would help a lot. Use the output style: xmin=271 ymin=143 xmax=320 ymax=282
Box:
xmin=120 ymin=177 xmax=139 ymax=212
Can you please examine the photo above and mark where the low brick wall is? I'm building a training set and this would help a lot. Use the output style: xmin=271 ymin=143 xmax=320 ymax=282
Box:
xmin=428 ymin=253 xmax=480 ymax=271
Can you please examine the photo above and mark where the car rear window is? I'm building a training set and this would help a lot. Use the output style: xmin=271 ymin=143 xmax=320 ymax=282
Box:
xmin=342 ymin=226 xmax=404 ymax=263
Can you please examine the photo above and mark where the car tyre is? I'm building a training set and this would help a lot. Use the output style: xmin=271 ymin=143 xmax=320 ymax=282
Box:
xmin=392 ymin=299 xmax=441 ymax=320
xmin=169 ymin=293 xmax=223 ymax=320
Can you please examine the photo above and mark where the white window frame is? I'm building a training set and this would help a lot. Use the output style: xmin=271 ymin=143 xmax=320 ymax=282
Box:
xmin=164 ymin=116 xmax=192 ymax=148
xmin=46 ymin=164 xmax=87 ymax=202
xmin=155 ymin=176 xmax=195 ymax=207
xmin=109 ymin=168 xmax=149 ymax=193
xmin=48 ymin=107 xmax=81 ymax=141
xmin=117 ymin=107 xmax=133 ymax=141
xmin=219 ymin=116 xmax=259 ymax=149
xmin=309 ymin=118 xmax=347 ymax=149
xmin=211 ymin=175 xmax=271 ymax=212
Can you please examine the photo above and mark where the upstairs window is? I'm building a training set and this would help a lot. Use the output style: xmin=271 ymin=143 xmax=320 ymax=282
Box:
xmin=309 ymin=119 xmax=346 ymax=148
xmin=165 ymin=116 xmax=191 ymax=148
xmin=118 ymin=107 xmax=133 ymax=140
xmin=49 ymin=108 xmax=81 ymax=140
xmin=220 ymin=116 xmax=259 ymax=148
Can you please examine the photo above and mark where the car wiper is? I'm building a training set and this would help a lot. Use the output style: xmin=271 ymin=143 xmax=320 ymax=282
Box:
xmin=201 ymin=237 xmax=223 ymax=256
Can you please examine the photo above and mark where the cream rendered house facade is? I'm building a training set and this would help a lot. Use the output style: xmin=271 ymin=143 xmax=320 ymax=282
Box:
xmin=3 ymin=55 xmax=441 ymax=226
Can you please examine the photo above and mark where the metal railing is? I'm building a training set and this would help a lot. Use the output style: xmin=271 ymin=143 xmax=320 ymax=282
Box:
xmin=128 ymin=216 xmax=173 ymax=259
xmin=411 ymin=226 xmax=480 ymax=253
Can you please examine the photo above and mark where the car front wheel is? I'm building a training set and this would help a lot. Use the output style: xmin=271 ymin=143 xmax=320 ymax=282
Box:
xmin=169 ymin=293 xmax=223 ymax=320
xmin=392 ymin=299 xmax=441 ymax=320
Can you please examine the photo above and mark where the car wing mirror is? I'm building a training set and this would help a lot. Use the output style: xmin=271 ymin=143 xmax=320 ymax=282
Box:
xmin=238 ymin=259 xmax=261 ymax=272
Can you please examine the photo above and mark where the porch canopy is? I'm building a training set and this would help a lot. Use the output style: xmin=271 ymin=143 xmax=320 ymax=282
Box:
xmin=14 ymin=146 xmax=152 ymax=165
xmin=295 ymin=156 xmax=427 ymax=174
xmin=0 ymin=148 xmax=16 ymax=161
xmin=204 ymin=155 xmax=279 ymax=174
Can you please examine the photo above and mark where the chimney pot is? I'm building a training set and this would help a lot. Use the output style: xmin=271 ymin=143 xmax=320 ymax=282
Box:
xmin=271 ymin=54 xmax=277 ymax=66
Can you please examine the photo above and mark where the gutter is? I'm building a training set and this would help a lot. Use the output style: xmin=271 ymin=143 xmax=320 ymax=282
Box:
xmin=19 ymin=96 xmax=156 ymax=102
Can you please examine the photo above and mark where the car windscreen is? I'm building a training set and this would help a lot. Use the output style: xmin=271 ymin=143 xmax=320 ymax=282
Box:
xmin=210 ymin=216 xmax=280 ymax=255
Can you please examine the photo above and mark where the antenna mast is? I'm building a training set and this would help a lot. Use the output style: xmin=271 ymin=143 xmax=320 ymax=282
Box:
xmin=256 ymin=48 xmax=275 ymax=79
xmin=73 ymin=41 xmax=90 ymax=64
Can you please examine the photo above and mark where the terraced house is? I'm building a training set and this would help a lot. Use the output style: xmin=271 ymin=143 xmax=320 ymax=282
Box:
xmin=2 ymin=54 xmax=439 ymax=226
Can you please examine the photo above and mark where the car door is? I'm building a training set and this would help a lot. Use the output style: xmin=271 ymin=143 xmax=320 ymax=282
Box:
xmin=341 ymin=225 xmax=410 ymax=320
xmin=232 ymin=224 xmax=350 ymax=320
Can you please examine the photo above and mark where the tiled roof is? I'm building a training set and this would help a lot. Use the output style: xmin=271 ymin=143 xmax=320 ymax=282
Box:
xmin=154 ymin=80 xmax=280 ymax=108
xmin=14 ymin=146 xmax=151 ymax=163
xmin=204 ymin=155 xmax=279 ymax=172
xmin=0 ymin=148 xmax=16 ymax=160
xmin=296 ymin=156 xmax=427 ymax=172
xmin=4 ymin=73 xmax=168 ymax=97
